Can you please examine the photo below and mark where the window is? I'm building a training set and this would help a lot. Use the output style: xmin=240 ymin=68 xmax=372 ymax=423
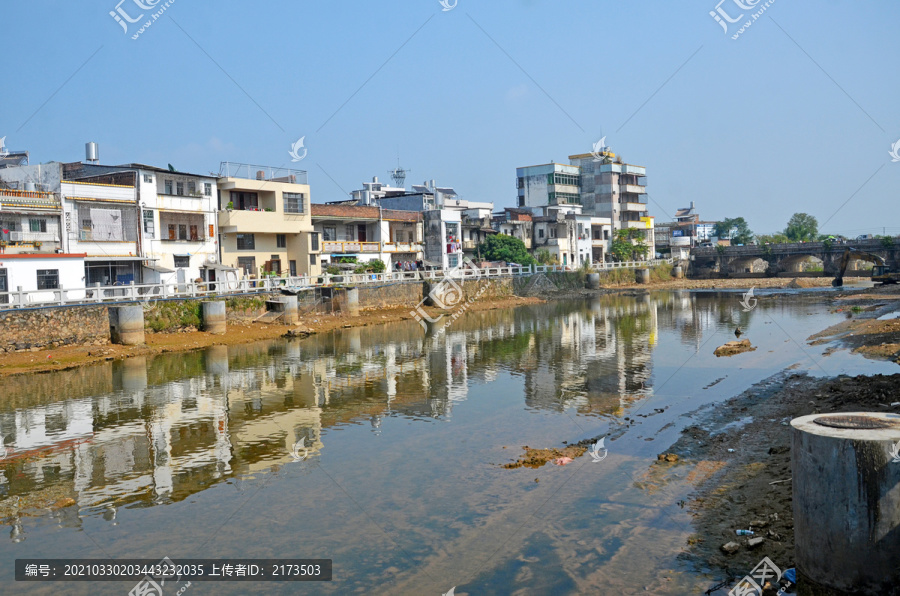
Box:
xmin=165 ymin=180 xmax=173 ymax=195
xmin=188 ymin=182 xmax=196 ymax=195
xmin=283 ymin=192 xmax=304 ymax=213
xmin=176 ymin=182 xmax=184 ymax=196
xmin=189 ymin=225 xmax=199 ymax=241
xmin=29 ymin=219 xmax=47 ymax=233
xmin=233 ymin=192 xmax=259 ymax=210
xmin=310 ymin=233 xmax=320 ymax=251
xmin=37 ymin=269 xmax=59 ymax=290
xmin=168 ymin=224 xmax=176 ymax=241
xmin=289 ymin=260 xmax=297 ymax=276
xmin=395 ymin=230 xmax=405 ymax=243
xmin=143 ymin=174 xmax=153 ymax=183
xmin=276 ymin=234 xmax=286 ymax=248
xmin=448 ymin=255 xmax=459 ymax=268
xmin=309 ymin=254 xmax=316 ymax=266
xmin=143 ymin=210 xmax=155 ymax=235
xmin=204 ymin=183 xmax=212 ymax=196
xmin=518 ymin=196 xmax=525 ymax=207
xmin=345 ymin=224 xmax=355 ymax=240
xmin=178 ymin=224 xmax=187 ymax=240
xmin=173 ymin=255 xmax=190 ymax=268
xmin=323 ymin=227 xmax=336 ymax=241
xmin=237 ymin=257 xmax=256 ymax=275
xmin=236 ymin=233 xmax=255 ymax=250
xmin=539 ymin=228 xmax=545 ymax=239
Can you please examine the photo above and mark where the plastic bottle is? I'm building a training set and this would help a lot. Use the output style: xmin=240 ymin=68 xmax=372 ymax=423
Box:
xmin=735 ymin=529 xmax=755 ymax=536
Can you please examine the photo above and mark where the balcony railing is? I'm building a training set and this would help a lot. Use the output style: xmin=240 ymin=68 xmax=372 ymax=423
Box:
xmin=219 ymin=162 xmax=308 ymax=184
xmin=384 ymin=242 xmax=423 ymax=253
xmin=322 ymin=240 xmax=380 ymax=253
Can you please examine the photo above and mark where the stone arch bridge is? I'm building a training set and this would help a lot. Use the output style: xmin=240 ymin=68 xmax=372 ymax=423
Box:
xmin=688 ymin=239 xmax=900 ymax=277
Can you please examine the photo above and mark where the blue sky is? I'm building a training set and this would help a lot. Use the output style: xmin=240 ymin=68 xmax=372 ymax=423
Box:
xmin=2 ymin=0 xmax=897 ymax=237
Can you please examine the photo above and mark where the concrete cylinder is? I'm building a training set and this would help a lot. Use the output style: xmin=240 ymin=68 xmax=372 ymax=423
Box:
xmin=281 ymin=296 xmax=299 ymax=324
xmin=201 ymin=301 xmax=227 ymax=334
xmin=635 ymin=269 xmax=650 ymax=284
xmin=586 ymin=273 xmax=601 ymax=289
xmin=109 ymin=305 xmax=145 ymax=345
xmin=346 ymin=288 xmax=360 ymax=317
xmin=791 ymin=412 xmax=900 ymax=595
xmin=672 ymin=265 xmax=683 ymax=279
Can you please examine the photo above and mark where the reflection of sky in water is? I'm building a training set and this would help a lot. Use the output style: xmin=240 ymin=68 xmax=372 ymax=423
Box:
xmin=0 ymin=290 xmax=895 ymax=595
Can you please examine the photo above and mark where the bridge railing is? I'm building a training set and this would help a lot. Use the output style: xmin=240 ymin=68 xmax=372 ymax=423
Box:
xmin=691 ymin=237 xmax=896 ymax=258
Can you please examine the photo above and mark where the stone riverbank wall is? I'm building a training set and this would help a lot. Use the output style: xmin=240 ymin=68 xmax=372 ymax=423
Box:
xmin=0 ymin=278 xmax=519 ymax=353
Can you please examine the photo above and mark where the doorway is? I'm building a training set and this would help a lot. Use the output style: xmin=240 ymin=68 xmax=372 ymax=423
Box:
xmin=0 ymin=269 xmax=7 ymax=304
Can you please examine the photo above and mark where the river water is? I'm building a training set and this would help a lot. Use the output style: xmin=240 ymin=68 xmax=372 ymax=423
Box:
xmin=0 ymin=289 xmax=895 ymax=595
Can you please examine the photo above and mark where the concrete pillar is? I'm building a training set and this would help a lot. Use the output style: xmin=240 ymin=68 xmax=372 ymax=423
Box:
xmin=635 ymin=269 xmax=650 ymax=284
xmin=281 ymin=295 xmax=299 ymax=324
xmin=108 ymin=305 xmax=145 ymax=345
xmin=585 ymin=273 xmax=601 ymax=290
xmin=791 ymin=412 xmax=900 ymax=595
xmin=267 ymin=296 xmax=299 ymax=324
xmin=346 ymin=288 xmax=360 ymax=317
xmin=672 ymin=265 xmax=683 ymax=279
xmin=201 ymin=301 xmax=227 ymax=334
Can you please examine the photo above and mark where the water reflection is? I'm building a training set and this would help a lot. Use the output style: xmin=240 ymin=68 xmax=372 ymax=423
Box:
xmin=0 ymin=290 xmax=829 ymax=540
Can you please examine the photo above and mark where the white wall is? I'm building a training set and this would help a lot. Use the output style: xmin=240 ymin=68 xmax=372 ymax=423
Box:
xmin=0 ymin=255 xmax=86 ymax=302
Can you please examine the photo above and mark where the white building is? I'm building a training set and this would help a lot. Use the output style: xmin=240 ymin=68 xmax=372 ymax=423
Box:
xmin=0 ymin=253 xmax=87 ymax=305
xmin=59 ymin=180 xmax=143 ymax=286
xmin=70 ymin=162 xmax=220 ymax=286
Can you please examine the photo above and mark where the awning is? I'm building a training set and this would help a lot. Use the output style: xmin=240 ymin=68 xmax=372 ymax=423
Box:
xmin=158 ymin=208 xmax=207 ymax=215
xmin=143 ymin=264 xmax=175 ymax=273
xmin=85 ymin=256 xmax=155 ymax=262
xmin=202 ymin=263 xmax=238 ymax=271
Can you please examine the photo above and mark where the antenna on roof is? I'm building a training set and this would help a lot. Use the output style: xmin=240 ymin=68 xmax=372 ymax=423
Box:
xmin=389 ymin=156 xmax=409 ymax=189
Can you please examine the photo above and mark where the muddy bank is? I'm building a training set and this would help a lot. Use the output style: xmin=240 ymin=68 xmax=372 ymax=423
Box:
xmin=0 ymin=295 xmax=543 ymax=377
xmin=668 ymin=372 xmax=900 ymax=591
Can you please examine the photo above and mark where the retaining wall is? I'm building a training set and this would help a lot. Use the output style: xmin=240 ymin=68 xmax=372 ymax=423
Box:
xmin=0 ymin=305 xmax=111 ymax=353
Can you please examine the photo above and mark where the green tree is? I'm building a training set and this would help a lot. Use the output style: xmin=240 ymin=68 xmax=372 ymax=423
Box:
xmin=477 ymin=234 xmax=537 ymax=265
xmin=713 ymin=217 xmax=754 ymax=245
xmin=784 ymin=213 xmax=818 ymax=242
xmin=610 ymin=229 xmax=649 ymax=262
xmin=757 ymin=233 xmax=790 ymax=244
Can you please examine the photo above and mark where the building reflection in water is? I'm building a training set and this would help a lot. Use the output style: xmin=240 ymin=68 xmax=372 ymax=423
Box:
xmin=0 ymin=291 xmax=734 ymax=538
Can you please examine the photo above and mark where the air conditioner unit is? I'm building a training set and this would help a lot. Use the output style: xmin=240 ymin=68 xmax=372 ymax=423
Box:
xmin=9 ymin=232 xmax=24 ymax=242
xmin=207 ymin=254 xmax=217 ymax=264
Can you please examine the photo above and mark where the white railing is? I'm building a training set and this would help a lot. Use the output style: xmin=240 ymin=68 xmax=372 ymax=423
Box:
xmin=0 ymin=259 xmax=674 ymax=310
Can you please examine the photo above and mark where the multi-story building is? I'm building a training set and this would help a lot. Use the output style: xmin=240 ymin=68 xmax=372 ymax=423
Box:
xmin=424 ymin=209 xmax=463 ymax=269
xmin=460 ymin=213 xmax=496 ymax=259
xmin=492 ymin=209 xmax=534 ymax=250
xmin=0 ymin=187 xmax=63 ymax=254
xmin=569 ymin=150 xmax=655 ymax=254
xmin=311 ymin=204 xmax=423 ymax=269
xmin=65 ymin=161 xmax=220 ymax=286
xmin=60 ymin=179 xmax=143 ymax=286
xmin=217 ymin=163 xmax=320 ymax=279
xmin=515 ymin=163 xmax=582 ymax=215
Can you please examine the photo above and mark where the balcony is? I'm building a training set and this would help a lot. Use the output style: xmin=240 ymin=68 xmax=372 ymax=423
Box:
xmin=622 ymin=202 xmax=647 ymax=212
xmin=462 ymin=240 xmax=477 ymax=250
xmin=218 ymin=209 xmax=307 ymax=234
xmin=621 ymin=184 xmax=646 ymax=195
xmin=384 ymin=242 xmax=424 ymax=253
xmin=0 ymin=190 xmax=60 ymax=211
xmin=219 ymin=162 xmax=308 ymax=185
xmin=323 ymin=240 xmax=380 ymax=254
xmin=624 ymin=220 xmax=651 ymax=230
